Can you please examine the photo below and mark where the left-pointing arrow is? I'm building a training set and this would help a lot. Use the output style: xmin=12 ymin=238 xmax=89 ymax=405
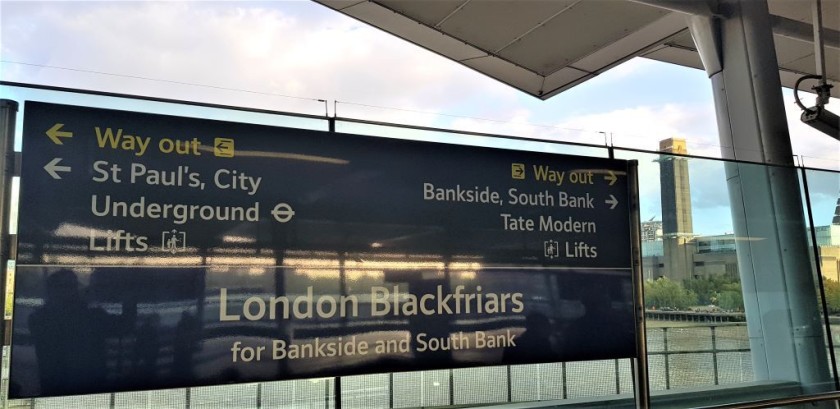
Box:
xmin=44 ymin=158 xmax=71 ymax=179
xmin=46 ymin=123 xmax=73 ymax=145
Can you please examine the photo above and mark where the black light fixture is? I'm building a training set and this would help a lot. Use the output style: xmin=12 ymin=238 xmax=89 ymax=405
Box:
xmin=796 ymin=0 xmax=839 ymax=141
xmin=797 ymin=76 xmax=839 ymax=141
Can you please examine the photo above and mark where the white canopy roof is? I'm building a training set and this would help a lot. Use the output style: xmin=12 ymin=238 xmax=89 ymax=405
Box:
xmin=315 ymin=0 xmax=840 ymax=99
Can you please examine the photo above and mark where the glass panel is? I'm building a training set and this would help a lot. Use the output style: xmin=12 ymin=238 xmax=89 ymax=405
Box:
xmin=668 ymin=353 xmax=715 ymax=388
xmin=510 ymin=362 xmax=568 ymax=401
xmin=0 ymin=84 xmax=330 ymax=153
xmin=452 ymin=367 xmax=508 ymax=405
xmin=113 ymin=389 xmax=186 ymax=409
xmin=803 ymin=168 xmax=840 ymax=381
xmin=564 ymin=360 xmax=620 ymax=399
xmin=340 ymin=374 xmax=389 ymax=409
xmin=716 ymin=352 xmax=753 ymax=384
xmin=190 ymin=384 xmax=258 ymax=408
xmin=616 ymin=146 xmax=837 ymax=407
xmin=618 ymin=359 xmax=634 ymax=394
xmin=668 ymin=327 xmax=712 ymax=352
xmin=802 ymin=156 xmax=840 ymax=172
xmin=392 ymin=370 xmax=450 ymax=408
xmin=335 ymin=120 xmax=609 ymax=159
xmin=34 ymin=394 xmax=110 ymax=409
xmin=616 ymin=147 xmax=744 ymax=394
xmin=334 ymin=102 xmax=614 ymax=148
xmin=647 ymin=354 xmax=667 ymax=391
xmin=1 ymin=85 xmax=837 ymax=409
xmin=261 ymin=378 xmax=333 ymax=409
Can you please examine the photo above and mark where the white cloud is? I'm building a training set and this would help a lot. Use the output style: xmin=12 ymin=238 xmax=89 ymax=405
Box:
xmin=447 ymin=109 xmax=605 ymax=143
xmin=592 ymin=58 xmax=660 ymax=83
xmin=2 ymin=2 xmax=829 ymax=238
xmin=556 ymin=104 xmax=721 ymax=155
xmin=0 ymin=1 xmax=518 ymax=120
xmin=1 ymin=1 xmax=835 ymax=172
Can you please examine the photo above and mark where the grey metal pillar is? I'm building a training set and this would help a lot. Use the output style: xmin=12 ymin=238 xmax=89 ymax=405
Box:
xmin=0 ymin=100 xmax=17 ymax=347
xmin=689 ymin=0 xmax=833 ymax=393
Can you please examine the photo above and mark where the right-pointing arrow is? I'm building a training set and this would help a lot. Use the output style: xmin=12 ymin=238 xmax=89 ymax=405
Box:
xmin=605 ymin=194 xmax=618 ymax=210
xmin=44 ymin=158 xmax=71 ymax=179
xmin=605 ymin=170 xmax=617 ymax=186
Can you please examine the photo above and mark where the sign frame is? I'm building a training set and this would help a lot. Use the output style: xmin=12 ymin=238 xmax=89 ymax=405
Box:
xmin=5 ymin=100 xmax=648 ymax=406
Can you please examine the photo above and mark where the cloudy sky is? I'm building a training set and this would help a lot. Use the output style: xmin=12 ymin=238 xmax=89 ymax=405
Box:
xmin=1 ymin=1 xmax=838 ymax=232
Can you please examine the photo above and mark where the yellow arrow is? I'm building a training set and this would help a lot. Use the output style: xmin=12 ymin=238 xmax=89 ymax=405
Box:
xmin=46 ymin=123 xmax=73 ymax=145
xmin=605 ymin=170 xmax=617 ymax=186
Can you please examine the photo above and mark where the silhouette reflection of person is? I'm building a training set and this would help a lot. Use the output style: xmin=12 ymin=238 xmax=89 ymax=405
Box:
xmin=134 ymin=313 xmax=161 ymax=381
xmin=504 ymin=312 xmax=554 ymax=364
xmin=564 ymin=279 xmax=635 ymax=360
xmin=28 ymin=270 xmax=125 ymax=396
xmin=173 ymin=310 xmax=199 ymax=380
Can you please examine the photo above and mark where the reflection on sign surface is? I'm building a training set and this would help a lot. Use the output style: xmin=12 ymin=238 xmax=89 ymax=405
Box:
xmin=10 ymin=102 xmax=635 ymax=398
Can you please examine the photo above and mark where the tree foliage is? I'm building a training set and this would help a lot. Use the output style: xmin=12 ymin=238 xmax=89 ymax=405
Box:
xmin=682 ymin=275 xmax=744 ymax=311
xmin=717 ymin=282 xmax=743 ymax=311
xmin=644 ymin=277 xmax=698 ymax=310
xmin=823 ymin=278 xmax=840 ymax=314
xmin=684 ymin=275 xmax=735 ymax=305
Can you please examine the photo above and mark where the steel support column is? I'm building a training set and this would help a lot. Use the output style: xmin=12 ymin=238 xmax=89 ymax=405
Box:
xmin=689 ymin=0 xmax=833 ymax=395
xmin=0 ymin=100 xmax=17 ymax=348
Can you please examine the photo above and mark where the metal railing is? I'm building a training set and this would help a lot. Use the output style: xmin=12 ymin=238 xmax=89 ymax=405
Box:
xmin=0 ymin=324 xmax=767 ymax=409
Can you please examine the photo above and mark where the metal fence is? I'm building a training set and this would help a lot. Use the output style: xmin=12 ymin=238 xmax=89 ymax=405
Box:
xmin=2 ymin=325 xmax=759 ymax=409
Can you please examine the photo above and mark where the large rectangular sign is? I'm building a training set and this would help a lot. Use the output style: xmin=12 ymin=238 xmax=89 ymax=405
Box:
xmin=10 ymin=101 xmax=636 ymax=398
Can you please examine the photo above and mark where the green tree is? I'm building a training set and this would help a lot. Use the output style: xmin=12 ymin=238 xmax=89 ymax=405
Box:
xmin=684 ymin=275 xmax=738 ymax=305
xmin=718 ymin=282 xmax=744 ymax=311
xmin=644 ymin=277 xmax=698 ymax=310
xmin=822 ymin=278 xmax=840 ymax=314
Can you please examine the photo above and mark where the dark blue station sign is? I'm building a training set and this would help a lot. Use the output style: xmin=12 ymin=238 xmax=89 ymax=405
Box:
xmin=17 ymin=102 xmax=631 ymax=267
xmin=10 ymin=101 xmax=636 ymax=398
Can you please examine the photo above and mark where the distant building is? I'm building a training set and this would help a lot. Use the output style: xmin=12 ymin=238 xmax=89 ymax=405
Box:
xmin=691 ymin=235 xmax=739 ymax=277
xmin=815 ymin=224 xmax=840 ymax=247
xmin=642 ymin=233 xmax=737 ymax=281
xmin=641 ymin=241 xmax=664 ymax=260
xmin=834 ymin=196 xmax=840 ymax=225
xmin=818 ymin=198 xmax=840 ymax=281
xmin=643 ymin=137 xmax=840 ymax=285
xmin=641 ymin=219 xmax=664 ymax=269
xmin=820 ymin=246 xmax=840 ymax=282
xmin=641 ymin=220 xmax=662 ymax=242
xmin=657 ymin=138 xmax=696 ymax=281
xmin=658 ymin=138 xmax=693 ymax=238
xmin=696 ymin=234 xmax=738 ymax=253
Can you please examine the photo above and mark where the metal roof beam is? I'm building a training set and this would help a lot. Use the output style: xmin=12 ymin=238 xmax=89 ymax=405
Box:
xmin=633 ymin=0 xmax=839 ymax=49
xmin=626 ymin=0 xmax=722 ymax=18
xmin=771 ymin=15 xmax=840 ymax=50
